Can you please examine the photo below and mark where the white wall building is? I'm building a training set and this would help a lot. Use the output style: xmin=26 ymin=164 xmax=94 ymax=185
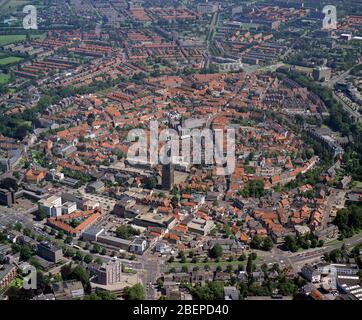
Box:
xmin=38 ymin=195 xmax=62 ymax=217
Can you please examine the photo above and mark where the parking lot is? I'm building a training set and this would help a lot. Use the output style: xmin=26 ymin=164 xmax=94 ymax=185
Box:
xmin=0 ymin=206 xmax=36 ymax=229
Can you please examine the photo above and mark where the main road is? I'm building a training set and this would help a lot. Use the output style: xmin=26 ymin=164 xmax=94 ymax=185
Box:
xmin=138 ymin=251 xmax=167 ymax=300
xmin=202 ymin=11 xmax=219 ymax=70
xmin=260 ymin=233 xmax=362 ymax=271
xmin=324 ymin=64 xmax=361 ymax=122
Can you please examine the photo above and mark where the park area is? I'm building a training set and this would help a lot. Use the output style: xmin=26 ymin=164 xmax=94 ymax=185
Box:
xmin=0 ymin=73 xmax=10 ymax=84
xmin=0 ymin=33 xmax=44 ymax=46
xmin=0 ymin=34 xmax=27 ymax=46
xmin=0 ymin=56 xmax=23 ymax=66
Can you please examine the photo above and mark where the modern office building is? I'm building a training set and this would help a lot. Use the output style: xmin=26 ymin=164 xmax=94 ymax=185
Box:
xmin=37 ymin=242 xmax=63 ymax=263
xmin=38 ymin=195 xmax=62 ymax=217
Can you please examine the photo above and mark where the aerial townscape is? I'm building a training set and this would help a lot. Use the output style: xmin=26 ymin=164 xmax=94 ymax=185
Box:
xmin=0 ymin=0 xmax=361 ymax=302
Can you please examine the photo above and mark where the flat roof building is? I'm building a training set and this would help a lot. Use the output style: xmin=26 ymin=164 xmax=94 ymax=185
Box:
xmin=37 ymin=241 xmax=63 ymax=263
xmin=98 ymin=259 xmax=122 ymax=286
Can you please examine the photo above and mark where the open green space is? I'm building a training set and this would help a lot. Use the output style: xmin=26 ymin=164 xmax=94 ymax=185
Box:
xmin=0 ymin=56 xmax=23 ymax=65
xmin=0 ymin=33 xmax=45 ymax=46
xmin=0 ymin=73 xmax=10 ymax=84
xmin=0 ymin=34 xmax=26 ymax=45
xmin=353 ymin=181 xmax=362 ymax=188
xmin=325 ymin=238 xmax=341 ymax=246
xmin=9 ymin=276 xmax=23 ymax=288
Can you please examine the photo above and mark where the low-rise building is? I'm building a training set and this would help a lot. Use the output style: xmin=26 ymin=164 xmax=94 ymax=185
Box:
xmin=129 ymin=237 xmax=147 ymax=255
xmin=224 ymin=286 xmax=240 ymax=300
xmin=86 ymin=181 xmax=105 ymax=194
xmin=0 ymin=264 xmax=17 ymax=290
xmin=51 ymin=280 xmax=84 ymax=300
xmin=61 ymin=201 xmax=77 ymax=215
xmin=301 ymin=264 xmax=321 ymax=283
xmin=313 ymin=225 xmax=339 ymax=242
xmin=82 ymin=227 xmax=105 ymax=242
xmin=97 ymin=235 xmax=131 ymax=251
xmin=187 ymin=218 xmax=215 ymax=236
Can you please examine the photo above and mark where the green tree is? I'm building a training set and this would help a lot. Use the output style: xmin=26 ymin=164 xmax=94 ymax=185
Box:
xmin=84 ymin=291 xmax=117 ymax=300
xmin=123 ymin=284 xmax=146 ymax=300
xmin=262 ymin=237 xmax=274 ymax=251
xmin=36 ymin=209 xmax=47 ymax=221
xmin=23 ymin=228 xmax=31 ymax=237
xmin=65 ymin=236 xmax=73 ymax=244
xmin=246 ymin=255 xmax=254 ymax=275
xmin=171 ymin=195 xmax=179 ymax=207
xmin=115 ymin=225 xmax=140 ymax=240
xmin=250 ymin=252 xmax=257 ymax=260
xmin=250 ymin=235 xmax=262 ymax=249
xmin=36 ymin=271 xmax=51 ymax=293
xmin=0 ymin=231 xmax=5 ymax=243
xmin=64 ymin=248 xmax=75 ymax=258
xmin=146 ymin=176 xmax=157 ymax=189
xmin=191 ymin=282 xmax=224 ymax=300
xmin=14 ymin=222 xmax=22 ymax=232
xmin=239 ymin=180 xmax=265 ymax=198
xmin=92 ymin=244 xmax=101 ymax=254
xmin=72 ymin=265 xmax=90 ymax=286
xmin=156 ymin=278 xmax=164 ymax=289
xmin=74 ymin=251 xmax=84 ymax=262
xmin=56 ymin=230 xmax=64 ymax=240
xmin=20 ymin=245 xmax=32 ymax=261
xmin=238 ymin=253 xmax=247 ymax=261
xmin=318 ymin=239 xmax=324 ymax=247
xmin=284 ymin=235 xmax=299 ymax=252
xmin=278 ymin=279 xmax=296 ymax=296
xmin=209 ymin=244 xmax=223 ymax=259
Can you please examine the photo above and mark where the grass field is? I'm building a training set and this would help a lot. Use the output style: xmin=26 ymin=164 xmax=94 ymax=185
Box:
xmin=0 ymin=73 xmax=10 ymax=84
xmin=0 ymin=34 xmax=26 ymax=45
xmin=0 ymin=33 xmax=44 ymax=46
xmin=0 ymin=56 xmax=23 ymax=65
xmin=353 ymin=181 xmax=362 ymax=188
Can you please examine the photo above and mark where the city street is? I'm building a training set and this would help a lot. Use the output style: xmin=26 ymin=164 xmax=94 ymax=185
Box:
xmin=138 ymin=252 xmax=167 ymax=300
xmin=260 ymin=233 xmax=362 ymax=271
